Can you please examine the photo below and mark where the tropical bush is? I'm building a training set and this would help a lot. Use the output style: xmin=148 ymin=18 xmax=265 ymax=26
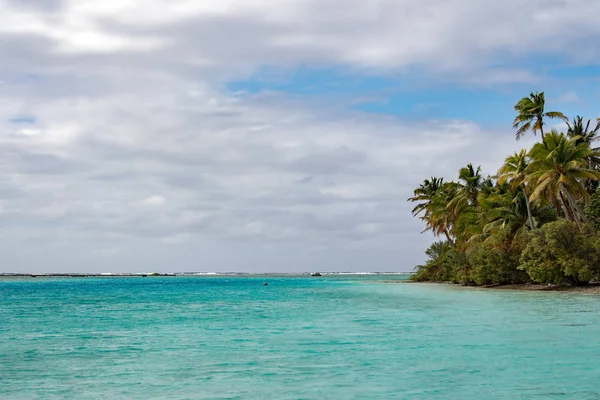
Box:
xmin=585 ymin=189 xmax=600 ymax=231
xmin=467 ymin=231 xmax=529 ymax=285
xmin=412 ymin=241 xmax=461 ymax=283
xmin=519 ymin=220 xmax=600 ymax=285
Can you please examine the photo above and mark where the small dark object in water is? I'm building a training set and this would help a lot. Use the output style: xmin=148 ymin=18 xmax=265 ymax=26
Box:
xmin=142 ymin=274 xmax=148 ymax=277
xmin=263 ymin=282 xmax=268 ymax=286
xmin=311 ymin=272 xmax=322 ymax=277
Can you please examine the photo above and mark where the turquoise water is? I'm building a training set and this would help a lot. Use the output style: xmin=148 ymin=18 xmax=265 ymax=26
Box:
xmin=2 ymin=276 xmax=600 ymax=399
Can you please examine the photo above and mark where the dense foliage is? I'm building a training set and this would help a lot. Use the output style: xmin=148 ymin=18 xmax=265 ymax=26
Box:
xmin=409 ymin=92 xmax=600 ymax=286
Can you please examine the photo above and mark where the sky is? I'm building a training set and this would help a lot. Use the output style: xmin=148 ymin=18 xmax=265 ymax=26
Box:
xmin=1 ymin=0 xmax=599 ymax=273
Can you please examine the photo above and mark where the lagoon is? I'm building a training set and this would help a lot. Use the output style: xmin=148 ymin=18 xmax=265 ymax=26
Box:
xmin=1 ymin=275 xmax=599 ymax=399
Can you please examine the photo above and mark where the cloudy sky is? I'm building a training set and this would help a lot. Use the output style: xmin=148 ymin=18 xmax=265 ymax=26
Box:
xmin=1 ymin=0 xmax=599 ymax=273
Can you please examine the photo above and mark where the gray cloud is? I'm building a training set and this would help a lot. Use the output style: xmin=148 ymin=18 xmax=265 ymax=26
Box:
xmin=3 ymin=0 xmax=600 ymax=80
xmin=3 ymin=0 xmax=64 ymax=12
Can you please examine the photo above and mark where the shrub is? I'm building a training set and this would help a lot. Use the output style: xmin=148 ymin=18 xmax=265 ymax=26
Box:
xmin=585 ymin=189 xmax=600 ymax=232
xmin=518 ymin=220 xmax=600 ymax=285
xmin=467 ymin=231 xmax=529 ymax=285
xmin=411 ymin=241 xmax=470 ymax=284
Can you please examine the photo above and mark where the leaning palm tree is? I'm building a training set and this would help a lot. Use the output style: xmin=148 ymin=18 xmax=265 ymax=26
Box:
xmin=497 ymin=150 xmax=535 ymax=230
xmin=408 ymin=177 xmax=444 ymax=220
xmin=409 ymin=178 xmax=459 ymax=245
xmin=526 ymin=130 xmax=600 ymax=232
xmin=425 ymin=182 xmax=463 ymax=245
xmin=513 ymin=91 xmax=567 ymax=141
xmin=480 ymin=189 xmax=532 ymax=240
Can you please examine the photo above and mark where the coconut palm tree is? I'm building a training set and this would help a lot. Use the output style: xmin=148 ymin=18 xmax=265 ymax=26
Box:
xmin=408 ymin=178 xmax=459 ymax=244
xmin=480 ymin=188 xmax=532 ymax=239
xmin=513 ymin=91 xmax=567 ymax=141
xmin=497 ymin=150 xmax=535 ymax=230
xmin=567 ymin=116 xmax=600 ymax=194
xmin=408 ymin=177 xmax=444 ymax=219
xmin=566 ymin=116 xmax=600 ymax=146
xmin=449 ymin=163 xmax=483 ymax=209
xmin=526 ymin=131 xmax=600 ymax=232
xmin=437 ymin=164 xmax=484 ymax=248
xmin=425 ymin=182 xmax=463 ymax=245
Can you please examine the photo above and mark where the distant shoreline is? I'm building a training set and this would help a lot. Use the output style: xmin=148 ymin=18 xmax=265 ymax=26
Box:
xmin=0 ymin=273 xmax=176 ymax=278
xmin=0 ymin=272 xmax=412 ymax=279
xmin=391 ymin=280 xmax=600 ymax=293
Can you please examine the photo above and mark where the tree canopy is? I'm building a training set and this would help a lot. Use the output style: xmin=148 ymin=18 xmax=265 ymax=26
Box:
xmin=409 ymin=92 xmax=600 ymax=286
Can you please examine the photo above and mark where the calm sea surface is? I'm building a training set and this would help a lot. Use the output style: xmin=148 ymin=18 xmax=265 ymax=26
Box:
xmin=1 ymin=275 xmax=600 ymax=399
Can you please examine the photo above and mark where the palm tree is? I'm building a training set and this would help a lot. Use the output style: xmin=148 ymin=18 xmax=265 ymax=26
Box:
xmin=408 ymin=177 xmax=444 ymax=220
xmin=526 ymin=131 xmax=600 ymax=232
xmin=449 ymin=163 xmax=482 ymax=209
xmin=497 ymin=150 xmax=535 ymax=230
xmin=567 ymin=116 xmax=600 ymax=194
xmin=480 ymin=188 xmax=532 ymax=239
xmin=425 ymin=182 xmax=463 ymax=245
xmin=439 ymin=164 xmax=484 ymax=248
xmin=513 ymin=91 xmax=567 ymax=141
xmin=566 ymin=116 xmax=600 ymax=146
xmin=408 ymin=178 xmax=457 ymax=244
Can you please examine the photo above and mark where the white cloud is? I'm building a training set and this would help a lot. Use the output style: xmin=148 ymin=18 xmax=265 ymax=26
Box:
xmin=14 ymin=128 xmax=42 ymax=137
xmin=141 ymin=195 xmax=167 ymax=207
xmin=556 ymin=91 xmax=580 ymax=103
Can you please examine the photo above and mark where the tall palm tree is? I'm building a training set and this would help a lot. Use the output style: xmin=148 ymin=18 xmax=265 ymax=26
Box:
xmin=408 ymin=177 xmax=444 ymax=220
xmin=425 ymin=182 xmax=463 ymax=245
xmin=480 ymin=188 xmax=532 ymax=239
xmin=567 ymin=116 xmax=600 ymax=194
xmin=526 ymin=131 xmax=600 ymax=232
xmin=566 ymin=116 xmax=600 ymax=145
xmin=408 ymin=178 xmax=458 ymax=244
xmin=513 ymin=91 xmax=567 ymax=141
xmin=439 ymin=164 xmax=484 ymax=248
xmin=497 ymin=150 xmax=535 ymax=230
xmin=451 ymin=163 xmax=483 ymax=208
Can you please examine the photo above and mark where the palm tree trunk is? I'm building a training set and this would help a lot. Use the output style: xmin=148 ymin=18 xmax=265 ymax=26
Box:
xmin=559 ymin=192 xmax=574 ymax=220
xmin=554 ymin=199 xmax=562 ymax=216
xmin=522 ymin=185 xmax=535 ymax=230
xmin=560 ymin=190 xmax=584 ymax=233
xmin=539 ymin=117 xmax=545 ymax=142
xmin=443 ymin=230 xmax=455 ymax=246
xmin=563 ymin=188 xmax=592 ymax=228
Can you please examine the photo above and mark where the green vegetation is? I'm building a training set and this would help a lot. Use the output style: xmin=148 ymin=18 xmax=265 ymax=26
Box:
xmin=409 ymin=92 xmax=600 ymax=286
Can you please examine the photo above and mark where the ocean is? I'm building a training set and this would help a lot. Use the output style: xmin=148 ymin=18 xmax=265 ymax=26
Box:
xmin=1 ymin=275 xmax=599 ymax=399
